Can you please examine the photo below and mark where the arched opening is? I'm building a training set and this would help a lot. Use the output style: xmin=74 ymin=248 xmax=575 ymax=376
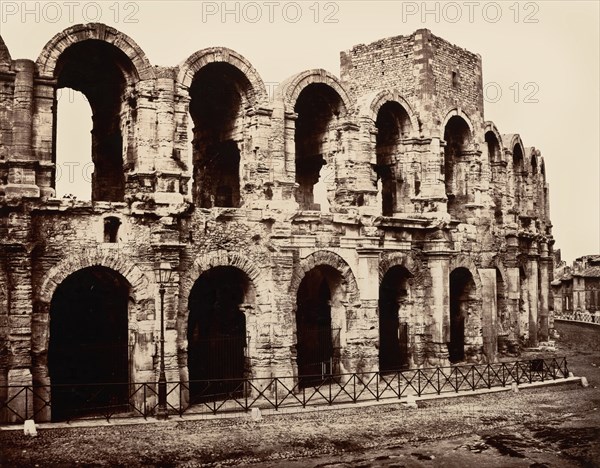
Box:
xmin=294 ymin=83 xmax=343 ymax=211
xmin=189 ymin=63 xmax=251 ymax=208
xmin=379 ymin=266 xmax=412 ymax=372
xmin=513 ymin=144 xmax=524 ymax=214
xmin=187 ymin=266 xmax=251 ymax=402
xmin=295 ymin=265 xmax=343 ymax=386
xmin=55 ymin=89 xmax=92 ymax=200
xmin=443 ymin=116 xmax=472 ymax=217
xmin=374 ymin=102 xmax=412 ymax=216
xmin=54 ymin=40 xmax=136 ymax=202
xmin=485 ymin=131 xmax=503 ymax=224
xmin=448 ymin=267 xmax=476 ymax=363
xmin=48 ymin=266 xmax=130 ymax=421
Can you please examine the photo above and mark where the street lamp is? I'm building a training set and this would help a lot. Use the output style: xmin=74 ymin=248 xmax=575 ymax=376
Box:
xmin=154 ymin=261 xmax=173 ymax=420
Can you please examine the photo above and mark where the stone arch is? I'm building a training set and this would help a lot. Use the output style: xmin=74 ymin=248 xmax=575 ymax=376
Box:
xmin=358 ymin=89 xmax=419 ymax=137
xmin=177 ymin=250 xmax=269 ymax=398
xmin=180 ymin=250 xmax=270 ymax=313
xmin=484 ymin=122 xmax=503 ymax=148
xmin=504 ymin=134 xmax=525 ymax=157
xmin=32 ymin=252 xmax=152 ymax=421
xmin=35 ymin=23 xmax=155 ymax=82
xmin=38 ymin=249 xmax=152 ymax=305
xmin=0 ymin=35 xmax=11 ymax=70
xmin=177 ymin=47 xmax=268 ymax=105
xmin=484 ymin=121 xmax=504 ymax=163
xmin=442 ymin=108 xmax=474 ymax=139
xmin=450 ymin=254 xmax=483 ymax=295
xmin=379 ymin=250 xmax=426 ymax=284
xmin=290 ymin=250 xmax=360 ymax=304
xmin=276 ymin=69 xmax=353 ymax=115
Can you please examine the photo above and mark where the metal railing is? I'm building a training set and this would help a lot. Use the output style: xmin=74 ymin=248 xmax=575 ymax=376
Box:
xmin=0 ymin=357 xmax=569 ymax=425
xmin=555 ymin=311 xmax=600 ymax=325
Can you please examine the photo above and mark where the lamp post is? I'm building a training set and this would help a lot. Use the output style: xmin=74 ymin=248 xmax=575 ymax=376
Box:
xmin=154 ymin=261 xmax=173 ymax=420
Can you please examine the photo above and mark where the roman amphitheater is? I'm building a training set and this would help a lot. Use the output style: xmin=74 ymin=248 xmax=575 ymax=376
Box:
xmin=0 ymin=24 xmax=553 ymax=421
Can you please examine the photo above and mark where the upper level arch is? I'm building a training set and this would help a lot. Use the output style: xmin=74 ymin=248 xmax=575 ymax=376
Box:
xmin=357 ymin=90 xmax=419 ymax=137
xmin=177 ymin=47 xmax=268 ymax=106
xmin=35 ymin=23 xmax=155 ymax=82
xmin=279 ymin=71 xmax=352 ymax=210
xmin=276 ymin=69 xmax=352 ymax=116
xmin=503 ymin=134 xmax=525 ymax=161
xmin=179 ymin=48 xmax=267 ymax=208
xmin=0 ymin=35 xmax=11 ymax=70
xmin=442 ymin=109 xmax=475 ymax=218
xmin=441 ymin=108 xmax=474 ymax=140
xmin=484 ymin=121 xmax=503 ymax=163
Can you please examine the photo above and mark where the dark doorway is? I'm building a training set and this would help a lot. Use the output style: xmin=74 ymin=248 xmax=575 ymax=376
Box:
xmin=449 ymin=267 xmax=475 ymax=363
xmin=296 ymin=266 xmax=341 ymax=387
xmin=379 ymin=266 xmax=411 ymax=372
xmin=294 ymin=83 xmax=343 ymax=210
xmin=48 ymin=266 xmax=130 ymax=421
xmin=374 ymin=101 xmax=412 ymax=216
xmin=443 ymin=116 xmax=471 ymax=217
xmin=189 ymin=63 xmax=248 ymax=208
xmin=55 ymin=40 xmax=135 ymax=202
xmin=187 ymin=267 xmax=249 ymax=403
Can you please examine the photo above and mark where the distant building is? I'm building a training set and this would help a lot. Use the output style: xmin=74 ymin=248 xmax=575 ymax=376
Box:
xmin=552 ymin=255 xmax=600 ymax=321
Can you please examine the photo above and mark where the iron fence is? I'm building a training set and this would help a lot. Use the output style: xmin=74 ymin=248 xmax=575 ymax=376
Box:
xmin=0 ymin=357 xmax=569 ymax=425
xmin=555 ymin=311 xmax=600 ymax=325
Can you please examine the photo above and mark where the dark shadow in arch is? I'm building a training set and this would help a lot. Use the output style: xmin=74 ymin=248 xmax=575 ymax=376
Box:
xmin=448 ymin=267 xmax=476 ymax=363
xmin=379 ymin=266 xmax=412 ymax=372
xmin=48 ymin=266 xmax=130 ymax=421
xmin=295 ymin=265 xmax=342 ymax=387
xmin=187 ymin=266 xmax=250 ymax=403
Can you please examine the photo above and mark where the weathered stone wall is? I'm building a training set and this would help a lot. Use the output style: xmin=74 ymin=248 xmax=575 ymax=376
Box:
xmin=0 ymin=24 xmax=555 ymax=422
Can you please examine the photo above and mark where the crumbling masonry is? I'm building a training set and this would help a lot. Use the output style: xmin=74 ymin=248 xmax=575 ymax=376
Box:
xmin=0 ymin=25 xmax=554 ymax=421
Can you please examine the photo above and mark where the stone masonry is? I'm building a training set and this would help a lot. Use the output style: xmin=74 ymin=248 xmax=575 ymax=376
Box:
xmin=0 ymin=25 xmax=553 ymax=422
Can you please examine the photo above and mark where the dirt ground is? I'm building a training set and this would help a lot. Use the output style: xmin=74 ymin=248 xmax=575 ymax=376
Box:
xmin=1 ymin=321 xmax=599 ymax=467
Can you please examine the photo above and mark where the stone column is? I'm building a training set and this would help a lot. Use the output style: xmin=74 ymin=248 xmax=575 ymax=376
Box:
xmin=32 ymin=79 xmax=57 ymax=198
xmin=354 ymin=249 xmax=380 ymax=373
xmin=538 ymin=242 xmax=551 ymax=341
xmin=6 ymin=242 xmax=34 ymax=422
xmin=128 ymin=80 xmax=157 ymax=198
xmin=412 ymin=138 xmax=448 ymax=217
xmin=479 ymin=268 xmax=497 ymax=362
xmin=506 ymin=267 xmax=521 ymax=352
xmin=153 ymin=70 xmax=184 ymax=204
xmin=6 ymin=59 xmax=39 ymax=199
xmin=283 ymin=111 xmax=299 ymax=205
xmin=527 ymin=243 xmax=539 ymax=347
xmin=424 ymin=239 xmax=453 ymax=365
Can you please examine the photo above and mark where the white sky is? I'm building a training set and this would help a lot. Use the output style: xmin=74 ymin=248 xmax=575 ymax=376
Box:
xmin=1 ymin=0 xmax=598 ymax=263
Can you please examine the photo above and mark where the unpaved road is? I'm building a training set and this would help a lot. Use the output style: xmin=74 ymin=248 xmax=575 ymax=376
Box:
xmin=1 ymin=321 xmax=599 ymax=467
